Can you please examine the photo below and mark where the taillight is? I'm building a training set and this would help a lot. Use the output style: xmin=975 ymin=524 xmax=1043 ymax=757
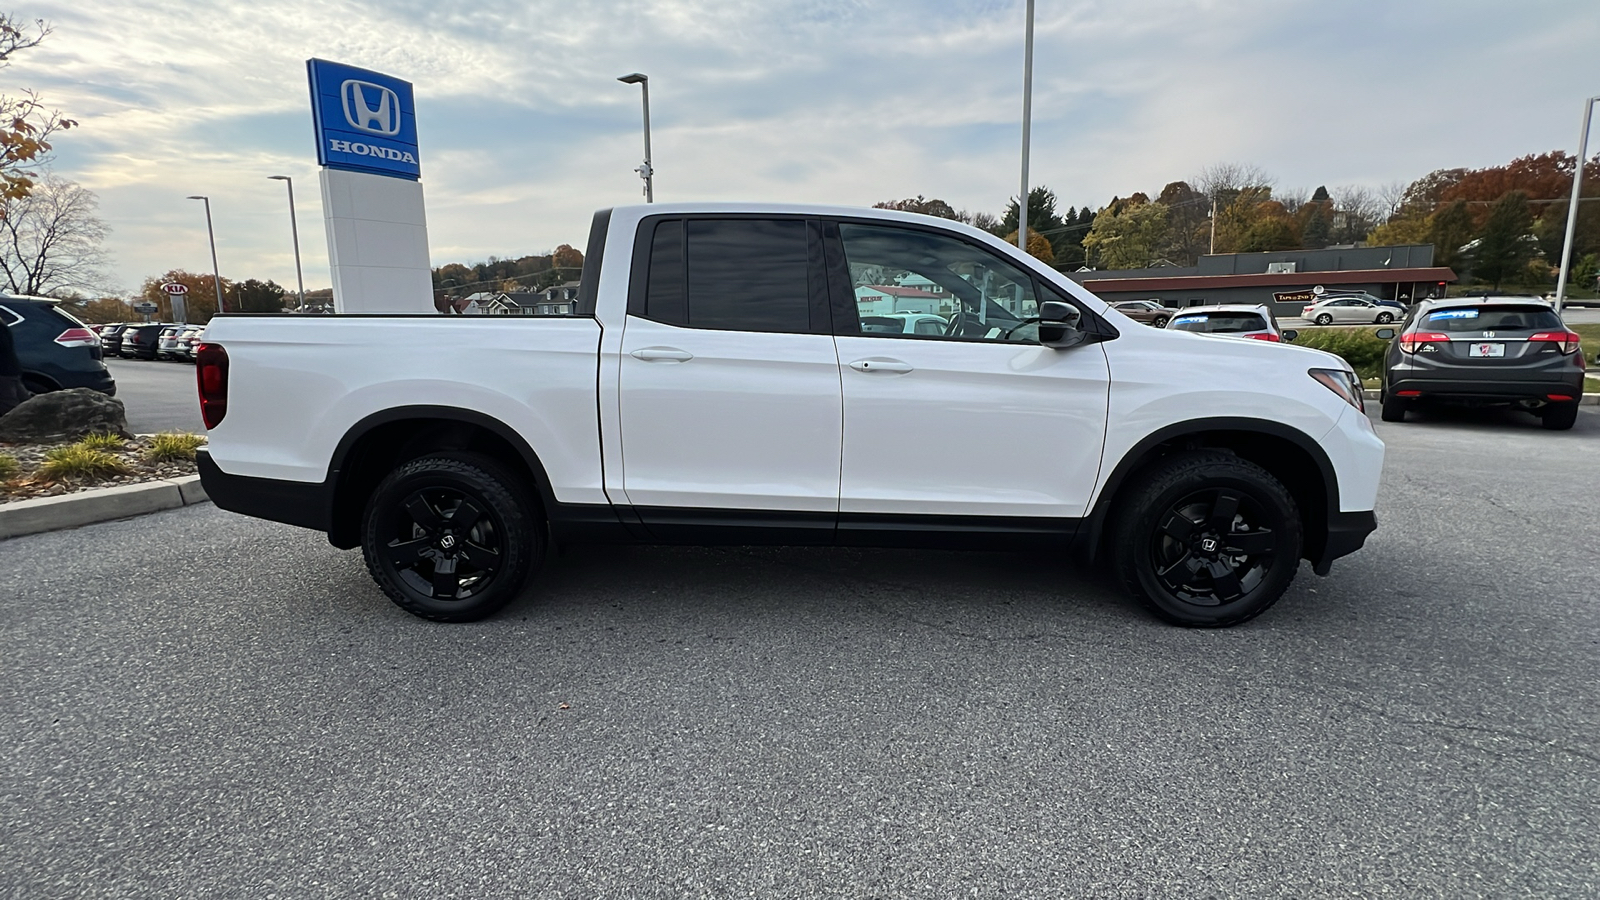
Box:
xmin=1399 ymin=331 xmax=1450 ymax=353
xmin=1528 ymin=330 xmax=1581 ymax=354
xmin=1244 ymin=332 xmax=1281 ymax=342
xmin=54 ymin=327 xmax=99 ymax=348
xmin=195 ymin=343 xmax=229 ymax=429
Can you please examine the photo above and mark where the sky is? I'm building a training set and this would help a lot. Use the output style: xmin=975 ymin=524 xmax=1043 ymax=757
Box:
xmin=12 ymin=0 xmax=1600 ymax=295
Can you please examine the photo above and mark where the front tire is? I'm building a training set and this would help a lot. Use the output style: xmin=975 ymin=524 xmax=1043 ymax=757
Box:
xmin=361 ymin=452 xmax=542 ymax=622
xmin=1376 ymin=312 xmax=1394 ymax=324
xmin=1315 ymin=313 xmax=1333 ymax=326
xmin=1152 ymin=316 xmax=1169 ymax=328
xmin=1111 ymin=451 xmax=1302 ymax=628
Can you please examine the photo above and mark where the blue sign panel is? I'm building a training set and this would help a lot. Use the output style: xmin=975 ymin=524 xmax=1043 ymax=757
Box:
xmin=307 ymin=59 xmax=420 ymax=180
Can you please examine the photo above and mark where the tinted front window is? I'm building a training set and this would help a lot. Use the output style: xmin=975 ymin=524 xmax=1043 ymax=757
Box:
xmin=1170 ymin=312 xmax=1267 ymax=333
xmin=1421 ymin=305 xmax=1562 ymax=332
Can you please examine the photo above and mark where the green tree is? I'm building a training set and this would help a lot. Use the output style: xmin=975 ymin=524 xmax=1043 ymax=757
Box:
xmin=1469 ymin=191 xmax=1535 ymax=289
xmin=1426 ymin=199 xmax=1474 ymax=268
xmin=233 ymin=278 xmax=285 ymax=312
xmin=1238 ymin=216 xmax=1298 ymax=252
xmin=999 ymin=186 xmax=1067 ymax=257
xmin=1082 ymin=199 xmax=1170 ymax=269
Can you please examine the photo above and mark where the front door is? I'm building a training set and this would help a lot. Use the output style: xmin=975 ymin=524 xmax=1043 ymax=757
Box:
xmin=617 ymin=217 xmax=842 ymax=534
xmin=827 ymin=221 xmax=1111 ymax=525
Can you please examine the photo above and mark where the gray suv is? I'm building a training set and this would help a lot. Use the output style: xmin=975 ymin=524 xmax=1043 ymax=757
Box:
xmin=1379 ymin=297 xmax=1584 ymax=430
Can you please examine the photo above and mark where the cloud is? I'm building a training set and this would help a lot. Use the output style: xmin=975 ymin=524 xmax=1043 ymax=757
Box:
xmin=14 ymin=0 xmax=1599 ymax=293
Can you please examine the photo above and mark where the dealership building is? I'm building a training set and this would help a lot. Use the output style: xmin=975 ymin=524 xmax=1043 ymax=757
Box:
xmin=1065 ymin=244 xmax=1456 ymax=317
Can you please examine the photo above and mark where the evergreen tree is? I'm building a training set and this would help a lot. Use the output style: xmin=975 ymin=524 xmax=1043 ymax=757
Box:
xmin=1469 ymin=191 xmax=1534 ymax=289
xmin=1427 ymin=199 xmax=1474 ymax=268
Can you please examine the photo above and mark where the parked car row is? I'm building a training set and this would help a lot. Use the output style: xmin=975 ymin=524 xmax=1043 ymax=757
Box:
xmin=89 ymin=322 xmax=206 ymax=362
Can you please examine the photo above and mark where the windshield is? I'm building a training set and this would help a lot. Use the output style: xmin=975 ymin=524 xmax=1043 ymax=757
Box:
xmin=1421 ymin=305 xmax=1562 ymax=332
xmin=1169 ymin=312 xmax=1268 ymax=334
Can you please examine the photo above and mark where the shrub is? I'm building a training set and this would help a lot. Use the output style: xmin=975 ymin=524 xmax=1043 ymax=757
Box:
xmin=145 ymin=432 xmax=205 ymax=463
xmin=0 ymin=455 xmax=18 ymax=481
xmin=77 ymin=432 xmax=125 ymax=451
xmin=1287 ymin=327 xmax=1389 ymax=379
xmin=37 ymin=446 xmax=128 ymax=483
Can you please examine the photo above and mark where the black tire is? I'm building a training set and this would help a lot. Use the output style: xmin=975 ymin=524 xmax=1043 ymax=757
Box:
xmin=1375 ymin=312 xmax=1394 ymax=324
xmin=20 ymin=374 xmax=54 ymax=395
xmin=1314 ymin=313 xmax=1333 ymax=326
xmin=1380 ymin=392 xmax=1408 ymax=422
xmin=360 ymin=451 xmax=542 ymax=622
xmin=1152 ymin=316 xmax=1169 ymax=329
xmin=1111 ymin=451 xmax=1302 ymax=628
xmin=1540 ymin=401 xmax=1579 ymax=431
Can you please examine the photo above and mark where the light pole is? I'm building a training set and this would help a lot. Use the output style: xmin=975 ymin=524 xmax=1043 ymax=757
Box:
xmin=268 ymin=176 xmax=306 ymax=312
xmin=186 ymin=195 xmax=225 ymax=313
xmin=1017 ymin=0 xmax=1035 ymax=255
xmin=1554 ymin=95 xmax=1599 ymax=314
xmin=617 ymin=73 xmax=653 ymax=202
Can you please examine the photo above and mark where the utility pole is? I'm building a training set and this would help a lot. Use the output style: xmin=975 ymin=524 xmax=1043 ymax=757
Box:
xmin=1553 ymin=95 xmax=1599 ymax=314
xmin=1017 ymin=0 xmax=1035 ymax=255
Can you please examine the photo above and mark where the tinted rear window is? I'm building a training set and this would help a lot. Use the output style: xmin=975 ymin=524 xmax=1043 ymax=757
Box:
xmin=1170 ymin=312 xmax=1267 ymax=333
xmin=1421 ymin=305 xmax=1561 ymax=332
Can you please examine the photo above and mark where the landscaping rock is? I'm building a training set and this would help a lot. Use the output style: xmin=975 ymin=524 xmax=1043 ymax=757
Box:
xmin=0 ymin=389 xmax=131 ymax=443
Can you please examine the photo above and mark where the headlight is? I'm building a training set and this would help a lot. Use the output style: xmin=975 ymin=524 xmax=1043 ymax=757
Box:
xmin=1310 ymin=367 xmax=1364 ymax=413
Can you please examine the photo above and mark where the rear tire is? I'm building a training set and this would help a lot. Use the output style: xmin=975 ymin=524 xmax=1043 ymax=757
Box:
xmin=360 ymin=451 xmax=542 ymax=622
xmin=1110 ymin=451 xmax=1302 ymax=628
xmin=1315 ymin=313 xmax=1333 ymax=326
xmin=1152 ymin=316 xmax=1169 ymax=329
xmin=1380 ymin=392 xmax=1408 ymax=422
xmin=1540 ymin=401 xmax=1579 ymax=431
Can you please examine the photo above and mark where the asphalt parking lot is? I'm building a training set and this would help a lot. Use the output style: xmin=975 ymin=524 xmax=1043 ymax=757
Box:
xmin=103 ymin=358 xmax=206 ymax=434
xmin=2 ymin=406 xmax=1597 ymax=898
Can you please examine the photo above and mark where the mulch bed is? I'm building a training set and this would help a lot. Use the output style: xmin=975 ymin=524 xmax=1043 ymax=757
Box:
xmin=0 ymin=436 xmax=200 ymax=504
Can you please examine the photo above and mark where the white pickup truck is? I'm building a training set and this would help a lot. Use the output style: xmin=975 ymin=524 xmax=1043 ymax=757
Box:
xmin=197 ymin=203 xmax=1383 ymax=627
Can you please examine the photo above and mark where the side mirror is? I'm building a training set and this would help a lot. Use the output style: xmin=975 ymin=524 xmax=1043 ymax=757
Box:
xmin=1038 ymin=300 xmax=1089 ymax=349
xmin=1375 ymin=328 xmax=1396 ymax=340
xmin=1281 ymin=329 xmax=1298 ymax=342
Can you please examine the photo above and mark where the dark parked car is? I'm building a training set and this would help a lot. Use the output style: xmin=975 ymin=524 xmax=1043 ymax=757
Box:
xmin=99 ymin=322 xmax=131 ymax=356
xmin=1110 ymin=300 xmax=1172 ymax=328
xmin=0 ymin=295 xmax=116 ymax=395
xmin=1379 ymin=298 xmax=1585 ymax=430
xmin=119 ymin=322 xmax=174 ymax=360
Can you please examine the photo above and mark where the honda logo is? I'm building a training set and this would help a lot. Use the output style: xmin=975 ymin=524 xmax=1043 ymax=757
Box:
xmin=341 ymin=80 xmax=401 ymax=136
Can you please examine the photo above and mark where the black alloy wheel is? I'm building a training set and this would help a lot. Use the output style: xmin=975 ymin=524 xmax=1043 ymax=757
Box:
xmin=1112 ymin=451 xmax=1302 ymax=627
xmin=361 ymin=452 xmax=541 ymax=622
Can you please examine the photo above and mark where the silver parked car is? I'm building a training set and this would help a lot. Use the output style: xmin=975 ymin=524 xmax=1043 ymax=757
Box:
xmin=1301 ymin=295 xmax=1398 ymax=326
xmin=1164 ymin=304 xmax=1288 ymax=342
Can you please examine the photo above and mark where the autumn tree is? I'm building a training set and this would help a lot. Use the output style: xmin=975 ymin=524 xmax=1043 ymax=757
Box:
xmin=0 ymin=175 xmax=111 ymax=295
xmin=1002 ymin=229 xmax=1055 ymax=264
xmin=873 ymin=196 xmax=961 ymax=220
xmin=1 ymin=15 xmax=75 ymax=202
xmin=137 ymin=270 xmax=230 ymax=323
xmin=998 ymin=186 xmax=1069 ymax=258
xmin=551 ymin=243 xmax=583 ymax=273
xmin=1155 ymin=181 xmax=1209 ymax=264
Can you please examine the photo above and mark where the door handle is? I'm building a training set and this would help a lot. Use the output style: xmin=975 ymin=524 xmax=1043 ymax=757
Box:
xmin=631 ymin=347 xmax=694 ymax=362
xmin=848 ymin=358 xmax=913 ymax=374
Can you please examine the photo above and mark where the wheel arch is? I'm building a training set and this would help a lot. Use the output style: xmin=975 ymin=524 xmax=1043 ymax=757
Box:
xmin=326 ymin=406 xmax=556 ymax=549
xmin=1080 ymin=417 xmax=1338 ymax=570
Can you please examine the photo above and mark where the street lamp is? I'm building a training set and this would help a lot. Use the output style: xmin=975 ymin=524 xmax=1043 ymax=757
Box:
xmin=186 ymin=195 xmax=225 ymax=313
xmin=268 ymin=176 xmax=306 ymax=312
xmin=1017 ymin=0 xmax=1035 ymax=254
xmin=1554 ymin=95 xmax=1600 ymax=314
xmin=617 ymin=73 xmax=653 ymax=202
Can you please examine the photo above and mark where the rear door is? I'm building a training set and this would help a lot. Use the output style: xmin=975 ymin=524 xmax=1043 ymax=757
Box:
xmin=616 ymin=217 xmax=842 ymax=532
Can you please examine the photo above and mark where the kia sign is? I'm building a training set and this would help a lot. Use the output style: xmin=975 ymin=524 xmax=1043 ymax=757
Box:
xmin=307 ymin=59 xmax=420 ymax=180
xmin=160 ymin=282 xmax=188 ymax=295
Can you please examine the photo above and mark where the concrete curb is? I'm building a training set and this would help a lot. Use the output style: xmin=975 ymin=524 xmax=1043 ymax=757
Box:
xmin=1360 ymin=390 xmax=1598 ymax=405
xmin=0 ymin=475 xmax=209 ymax=540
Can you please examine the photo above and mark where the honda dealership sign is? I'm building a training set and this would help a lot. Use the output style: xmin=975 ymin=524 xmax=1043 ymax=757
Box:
xmin=307 ymin=59 xmax=432 ymax=313
xmin=307 ymin=59 xmax=421 ymax=180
